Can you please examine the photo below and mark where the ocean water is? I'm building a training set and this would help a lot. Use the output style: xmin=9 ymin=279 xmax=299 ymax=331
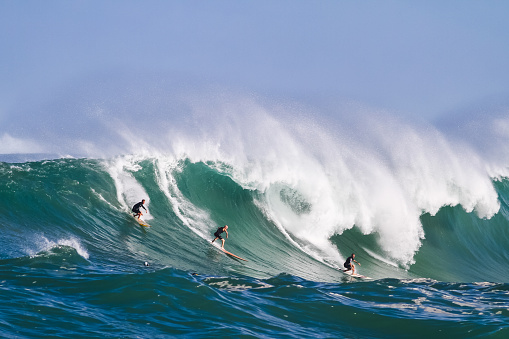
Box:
xmin=1 ymin=101 xmax=509 ymax=338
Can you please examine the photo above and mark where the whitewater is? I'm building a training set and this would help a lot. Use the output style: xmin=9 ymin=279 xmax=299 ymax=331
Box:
xmin=1 ymin=92 xmax=509 ymax=337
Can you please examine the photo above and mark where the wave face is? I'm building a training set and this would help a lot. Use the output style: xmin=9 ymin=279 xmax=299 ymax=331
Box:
xmin=1 ymin=153 xmax=509 ymax=337
xmin=2 ymin=97 xmax=509 ymax=336
xmin=2 ymin=154 xmax=507 ymax=283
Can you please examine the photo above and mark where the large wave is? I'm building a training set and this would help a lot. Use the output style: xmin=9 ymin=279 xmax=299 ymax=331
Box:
xmin=2 ymin=90 xmax=509 ymax=283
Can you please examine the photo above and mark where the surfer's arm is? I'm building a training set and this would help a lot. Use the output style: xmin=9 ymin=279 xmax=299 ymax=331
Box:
xmin=355 ymin=260 xmax=361 ymax=266
xmin=225 ymin=230 xmax=229 ymax=238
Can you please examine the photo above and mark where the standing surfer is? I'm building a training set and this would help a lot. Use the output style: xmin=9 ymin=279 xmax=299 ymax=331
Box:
xmin=211 ymin=225 xmax=229 ymax=249
xmin=132 ymin=199 xmax=148 ymax=220
xmin=344 ymin=253 xmax=361 ymax=275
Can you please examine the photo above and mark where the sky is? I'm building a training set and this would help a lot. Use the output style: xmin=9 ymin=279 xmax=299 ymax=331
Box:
xmin=1 ymin=0 xmax=509 ymax=146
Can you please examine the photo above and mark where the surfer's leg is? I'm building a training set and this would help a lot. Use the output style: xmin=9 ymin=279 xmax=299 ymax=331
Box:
xmin=221 ymin=238 xmax=225 ymax=249
xmin=134 ymin=211 xmax=141 ymax=219
xmin=212 ymin=237 xmax=217 ymax=243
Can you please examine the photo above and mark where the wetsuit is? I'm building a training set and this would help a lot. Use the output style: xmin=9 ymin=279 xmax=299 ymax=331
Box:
xmin=344 ymin=256 xmax=354 ymax=270
xmin=214 ymin=226 xmax=227 ymax=240
xmin=132 ymin=201 xmax=147 ymax=215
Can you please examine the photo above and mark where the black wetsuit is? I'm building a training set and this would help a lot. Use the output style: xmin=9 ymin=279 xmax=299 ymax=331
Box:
xmin=344 ymin=256 xmax=354 ymax=270
xmin=214 ymin=226 xmax=226 ymax=240
xmin=132 ymin=202 xmax=147 ymax=215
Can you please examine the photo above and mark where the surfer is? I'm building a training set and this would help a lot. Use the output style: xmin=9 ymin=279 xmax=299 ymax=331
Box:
xmin=344 ymin=253 xmax=361 ymax=275
xmin=132 ymin=199 xmax=148 ymax=220
xmin=211 ymin=225 xmax=229 ymax=249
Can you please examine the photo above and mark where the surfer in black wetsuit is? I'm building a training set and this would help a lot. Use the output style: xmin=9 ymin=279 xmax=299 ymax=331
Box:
xmin=132 ymin=199 xmax=147 ymax=220
xmin=344 ymin=253 xmax=361 ymax=275
xmin=211 ymin=225 xmax=229 ymax=249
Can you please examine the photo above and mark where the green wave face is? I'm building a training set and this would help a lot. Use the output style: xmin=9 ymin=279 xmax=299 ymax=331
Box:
xmin=2 ymin=156 xmax=509 ymax=283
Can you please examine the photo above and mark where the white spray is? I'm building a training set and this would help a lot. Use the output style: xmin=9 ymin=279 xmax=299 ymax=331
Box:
xmin=89 ymin=92 xmax=504 ymax=267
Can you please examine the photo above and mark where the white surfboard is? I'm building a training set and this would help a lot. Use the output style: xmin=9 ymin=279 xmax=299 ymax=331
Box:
xmin=342 ymin=269 xmax=370 ymax=279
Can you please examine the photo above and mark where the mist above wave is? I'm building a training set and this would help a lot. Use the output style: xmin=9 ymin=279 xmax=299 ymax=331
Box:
xmin=4 ymin=79 xmax=507 ymax=267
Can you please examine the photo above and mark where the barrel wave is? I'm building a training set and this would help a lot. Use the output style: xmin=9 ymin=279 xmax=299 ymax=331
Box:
xmin=1 ymin=99 xmax=509 ymax=337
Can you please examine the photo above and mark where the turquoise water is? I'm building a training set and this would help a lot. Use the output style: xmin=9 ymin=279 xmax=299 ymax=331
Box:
xmin=1 ymin=157 xmax=508 ymax=337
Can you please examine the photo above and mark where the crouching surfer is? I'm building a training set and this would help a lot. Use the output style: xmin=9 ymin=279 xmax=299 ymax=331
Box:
xmin=132 ymin=199 xmax=148 ymax=220
xmin=344 ymin=253 xmax=361 ymax=275
xmin=211 ymin=225 xmax=229 ymax=249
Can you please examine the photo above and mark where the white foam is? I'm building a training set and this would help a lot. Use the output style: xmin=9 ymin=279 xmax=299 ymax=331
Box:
xmin=150 ymin=96 xmax=501 ymax=267
xmin=152 ymin=156 xmax=213 ymax=238
xmin=103 ymin=156 xmax=152 ymax=220
xmin=29 ymin=235 xmax=89 ymax=260
xmin=84 ymin=93 xmax=503 ymax=267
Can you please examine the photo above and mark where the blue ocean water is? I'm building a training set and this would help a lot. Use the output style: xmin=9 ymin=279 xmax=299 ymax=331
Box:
xmin=1 ymin=153 xmax=509 ymax=338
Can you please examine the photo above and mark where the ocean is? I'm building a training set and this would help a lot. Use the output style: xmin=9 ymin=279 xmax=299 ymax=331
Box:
xmin=1 ymin=103 xmax=509 ymax=338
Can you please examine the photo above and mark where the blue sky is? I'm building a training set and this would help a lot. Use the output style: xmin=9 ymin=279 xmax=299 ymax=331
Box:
xmin=1 ymin=0 xmax=508 ymax=127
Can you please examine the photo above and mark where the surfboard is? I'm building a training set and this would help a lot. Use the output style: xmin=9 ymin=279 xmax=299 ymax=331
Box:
xmin=133 ymin=215 xmax=150 ymax=227
xmin=342 ymin=269 xmax=369 ymax=279
xmin=221 ymin=248 xmax=248 ymax=261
